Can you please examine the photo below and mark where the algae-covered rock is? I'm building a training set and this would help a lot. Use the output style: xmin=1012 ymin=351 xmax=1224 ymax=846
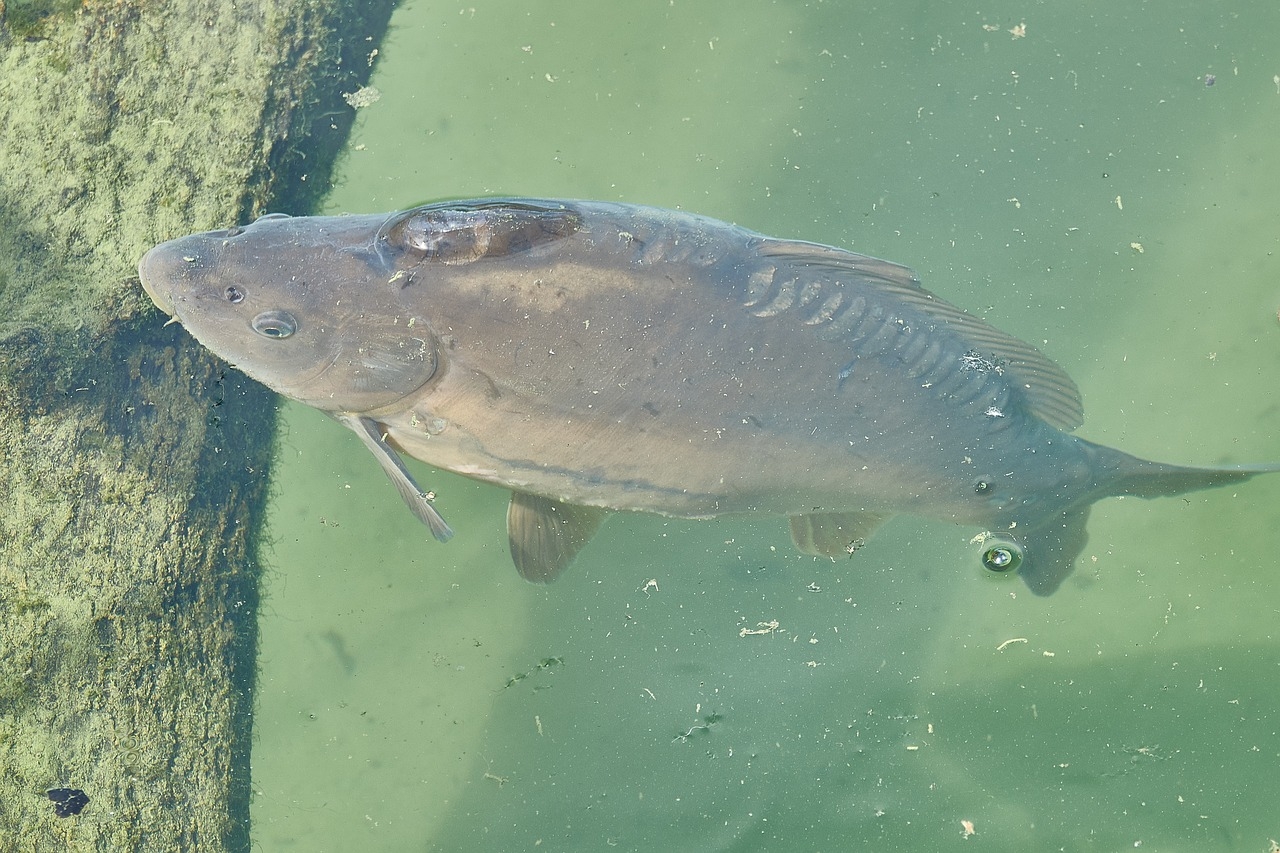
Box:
xmin=0 ymin=0 xmax=392 ymax=847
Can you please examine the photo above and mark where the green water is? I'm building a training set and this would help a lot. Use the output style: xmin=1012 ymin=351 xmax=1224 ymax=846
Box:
xmin=249 ymin=1 xmax=1280 ymax=850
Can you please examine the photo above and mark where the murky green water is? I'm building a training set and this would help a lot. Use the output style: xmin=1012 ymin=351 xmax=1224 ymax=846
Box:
xmin=249 ymin=1 xmax=1280 ymax=850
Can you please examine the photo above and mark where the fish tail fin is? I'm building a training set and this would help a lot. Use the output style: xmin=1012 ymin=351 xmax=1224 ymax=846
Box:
xmin=1010 ymin=505 xmax=1093 ymax=597
xmin=1012 ymin=447 xmax=1278 ymax=596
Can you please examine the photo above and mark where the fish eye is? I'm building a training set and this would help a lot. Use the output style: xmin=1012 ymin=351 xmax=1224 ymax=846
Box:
xmin=225 ymin=285 xmax=246 ymax=304
xmin=251 ymin=310 xmax=297 ymax=339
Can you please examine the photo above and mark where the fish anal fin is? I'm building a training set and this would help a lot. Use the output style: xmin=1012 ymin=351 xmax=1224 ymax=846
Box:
xmin=507 ymin=493 xmax=607 ymax=583
xmin=789 ymin=511 xmax=890 ymax=558
xmin=336 ymin=413 xmax=454 ymax=542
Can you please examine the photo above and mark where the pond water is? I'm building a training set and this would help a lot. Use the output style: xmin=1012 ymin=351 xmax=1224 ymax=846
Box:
xmin=249 ymin=1 xmax=1280 ymax=850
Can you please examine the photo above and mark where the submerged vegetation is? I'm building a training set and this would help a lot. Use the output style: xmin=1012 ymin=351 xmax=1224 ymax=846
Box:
xmin=2 ymin=0 xmax=83 ymax=40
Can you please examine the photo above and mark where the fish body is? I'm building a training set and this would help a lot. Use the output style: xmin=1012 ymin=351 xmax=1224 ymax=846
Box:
xmin=138 ymin=199 xmax=1276 ymax=593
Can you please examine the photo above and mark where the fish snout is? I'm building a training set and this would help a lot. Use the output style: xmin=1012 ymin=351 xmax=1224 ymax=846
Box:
xmin=138 ymin=245 xmax=182 ymax=317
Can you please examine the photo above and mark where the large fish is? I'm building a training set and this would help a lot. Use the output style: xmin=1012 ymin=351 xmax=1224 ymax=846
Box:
xmin=138 ymin=199 xmax=1276 ymax=594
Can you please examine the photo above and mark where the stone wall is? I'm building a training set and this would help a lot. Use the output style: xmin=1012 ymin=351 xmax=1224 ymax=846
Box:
xmin=0 ymin=0 xmax=391 ymax=847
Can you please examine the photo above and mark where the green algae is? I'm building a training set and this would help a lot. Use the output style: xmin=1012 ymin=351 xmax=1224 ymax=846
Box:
xmin=0 ymin=0 xmax=395 ymax=847
xmin=2 ymin=0 xmax=82 ymax=41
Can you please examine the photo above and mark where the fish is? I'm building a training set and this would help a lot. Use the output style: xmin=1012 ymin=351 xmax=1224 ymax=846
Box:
xmin=137 ymin=198 xmax=1278 ymax=594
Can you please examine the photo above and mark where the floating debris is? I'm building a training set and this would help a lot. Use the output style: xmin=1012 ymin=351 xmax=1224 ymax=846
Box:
xmin=673 ymin=711 xmax=724 ymax=743
xmin=504 ymin=655 xmax=565 ymax=688
xmin=739 ymin=619 xmax=781 ymax=638
xmin=342 ymin=86 xmax=382 ymax=109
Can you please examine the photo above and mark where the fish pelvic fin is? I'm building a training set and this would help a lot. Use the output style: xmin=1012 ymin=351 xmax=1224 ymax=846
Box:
xmin=789 ymin=511 xmax=891 ymax=558
xmin=507 ymin=493 xmax=607 ymax=583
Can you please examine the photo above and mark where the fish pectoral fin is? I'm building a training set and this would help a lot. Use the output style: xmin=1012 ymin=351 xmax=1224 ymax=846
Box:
xmin=336 ymin=413 xmax=454 ymax=543
xmin=789 ymin=511 xmax=890 ymax=558
xmin=506 ymin=493 xmax=607 ymax=583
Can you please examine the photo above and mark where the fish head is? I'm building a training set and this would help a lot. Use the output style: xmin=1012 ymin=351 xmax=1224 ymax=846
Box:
xmin=138 ymin=211 xmax=444 ymax=413
xmin=139 ymin=201 xmax=586 ymax=413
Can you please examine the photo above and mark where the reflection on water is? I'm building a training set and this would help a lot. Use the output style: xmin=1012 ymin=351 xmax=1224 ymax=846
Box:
xmin=250 ymin=0 xmax=1280 ymax=850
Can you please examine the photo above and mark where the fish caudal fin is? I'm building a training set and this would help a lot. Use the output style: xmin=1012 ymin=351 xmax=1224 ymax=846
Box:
xmin=1009 ymin=505 xmax=1093 ymax=596
xmin=1014 ymin=448 xmax=1279 ymax=595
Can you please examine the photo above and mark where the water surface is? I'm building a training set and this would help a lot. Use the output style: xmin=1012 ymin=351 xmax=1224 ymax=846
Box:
xmin=250 ymin=1 xmax=1280 ymax=849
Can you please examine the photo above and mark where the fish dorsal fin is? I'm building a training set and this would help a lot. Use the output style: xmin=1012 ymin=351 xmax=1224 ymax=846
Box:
xmin=506 ymin=493 xmax=607 ymax=583
xmin=337 ymin=414 xmax=454 ymax=542
xmin=789 ymin=511 xmax=891 ymax=558
xmin=751 ymin=239 xmax=1084 ymax=431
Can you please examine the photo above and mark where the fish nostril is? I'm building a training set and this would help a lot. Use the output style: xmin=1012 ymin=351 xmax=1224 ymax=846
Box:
xmin=225 ymin=285 xmax=246 ymax=304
